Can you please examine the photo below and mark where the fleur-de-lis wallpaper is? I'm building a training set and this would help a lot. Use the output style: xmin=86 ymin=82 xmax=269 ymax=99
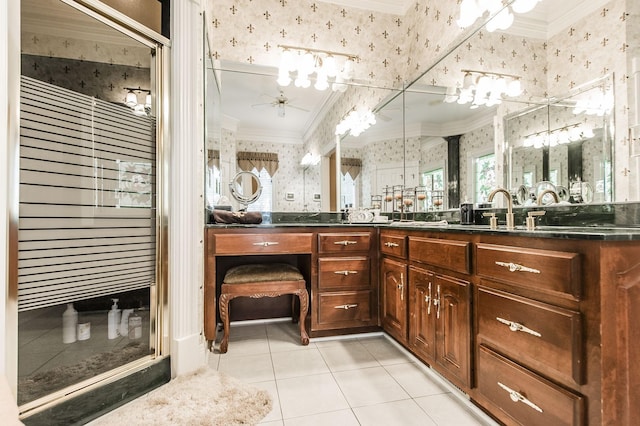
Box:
xmin=207 ymin=0 xmax=638 ymax=204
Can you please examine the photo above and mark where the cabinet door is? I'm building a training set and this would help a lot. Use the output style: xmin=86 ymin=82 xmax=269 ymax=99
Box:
xmin=435 ymin=274 xmax=472 ymax=389
xmin=409 ymin=267 xmax=436 ymax=363
xmin=381 ymin=257 xmax=407 ymax=344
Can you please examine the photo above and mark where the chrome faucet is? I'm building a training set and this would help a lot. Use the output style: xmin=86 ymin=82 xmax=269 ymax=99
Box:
xmin=537 ymin=189 xmax=559 ymax=206
xmin=487 ymin=188 xmax=515 ymax=230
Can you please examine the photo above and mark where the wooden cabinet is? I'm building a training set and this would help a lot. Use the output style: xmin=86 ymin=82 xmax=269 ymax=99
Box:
xmin=381 ymin=256 xmax=408 ymax=344
xmin=408 ymin=235 xmax=472 ymax=389
xmin=474 ymin=240 xmax=586 ymax=425
xmin=314 ymin=231 xmax=377 ymax=332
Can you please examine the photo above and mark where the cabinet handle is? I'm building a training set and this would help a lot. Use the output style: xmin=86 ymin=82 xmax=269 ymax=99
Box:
xmin=335 ymin=304 xmax=358 ymax=310
xmin=497 ymin=382 xmax=543 ymax=413
xmin=496 ymin=317 xmax=542 ymax=338
xmin=495 ymin=261 xmax=540 ymax=274
xmin=426 ymin=281 xmax=432 ymax=315
xmin=252 ymin=241 xmax=279 ymax=247
xmin=433 ymin=284 xmax=441 ymax=319
xmin=384 ymin=242 xmax=399 ymax=247
xmin=334 ymin=270 xmax=358 ymax=276
xmin=399 ymin=273 xmax=404 ymax=301
xmin=334 ymin=240 xmax=357 ymax=246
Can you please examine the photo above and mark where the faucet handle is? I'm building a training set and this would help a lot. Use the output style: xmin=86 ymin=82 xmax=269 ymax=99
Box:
xmin=526 ymin=210 xmax=546 ymax=231
xmin=483 ymin=212 xmax=498 ymax=230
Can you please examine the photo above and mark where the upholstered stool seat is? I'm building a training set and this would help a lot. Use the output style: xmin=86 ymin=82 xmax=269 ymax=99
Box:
xmin=218 ymin=263 xmax=309 ymax=353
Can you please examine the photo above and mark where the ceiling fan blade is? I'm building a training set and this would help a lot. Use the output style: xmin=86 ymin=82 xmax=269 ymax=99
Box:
xmin=287 ymin=104 xmax=310 ymax=112
xmin=251 ymin=102 xmax=272 ymax=108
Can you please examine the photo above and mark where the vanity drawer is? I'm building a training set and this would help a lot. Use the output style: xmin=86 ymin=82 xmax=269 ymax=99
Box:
xmin=213 ymin=233 xmax=313 ymax=255
xmin=477 ymin=345 xmax=584 ymax=426
xmin=317 ymin=291 xmax=371 ymax=327
xmin=318 ymin=257 xmax=369 ymax=291
xmin=318 ymin=232 xmax=371 ymax=253
xmin=408 ymin=237 xmax=470 ymax=274
xmin=477 ymin=287 xmax=583 ymax=385
xmin=476 ymin=243 xmax=581 ymax=300
xmin=380 ymin=233 xmax=407 ymax=258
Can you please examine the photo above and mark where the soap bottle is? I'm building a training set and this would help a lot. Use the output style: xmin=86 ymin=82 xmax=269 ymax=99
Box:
xmin=108 ymin=298 xmax=121 ymax=339
xmin=119 ymin=309 xmax=134 ymax=337
xmin=128 ymin=310 xmax=142 ymax=339
xmin=62 ymin=303 xmax=78 ymax=344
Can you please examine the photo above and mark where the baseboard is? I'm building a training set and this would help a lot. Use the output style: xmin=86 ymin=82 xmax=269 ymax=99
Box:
xmin=171 ymin=332 xmax=207 ymax=376
xmin=21 ymin=357 xmax=170 ymax=426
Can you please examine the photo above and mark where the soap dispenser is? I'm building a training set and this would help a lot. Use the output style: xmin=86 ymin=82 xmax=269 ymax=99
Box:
xmin=119 ymin=309 xmax=134 ymax=337
xmin=108 ymin=298 xmax=121 ymax=339
xmin=62 ymin=303 xmax=78 ymax=344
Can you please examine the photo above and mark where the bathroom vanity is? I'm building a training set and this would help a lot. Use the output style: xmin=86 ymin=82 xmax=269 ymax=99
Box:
xmin=204 ymin=222 xmax=640 ymax=426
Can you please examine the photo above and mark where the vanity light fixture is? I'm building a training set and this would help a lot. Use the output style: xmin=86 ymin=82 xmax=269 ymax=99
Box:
xmin=123 ymin=87 xmax=152 ymax=116
xmin=277 ymin=44 xmax=358 ymax=93
xmin=457 ymin=0 xmax=542 ymax=32
xmin=335 ymin=107 xmax=376 ymax=137
xmin=447 ymin=69 xmax=523 ymax=108
xmin=523 ymin=123 xmax=595 ymax=148
xmin=300 ymin=152 xmax=321 ymax=167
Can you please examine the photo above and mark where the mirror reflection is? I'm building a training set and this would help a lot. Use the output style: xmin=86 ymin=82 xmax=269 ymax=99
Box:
xmin=205 ymin=0 xmax=636 ymax=215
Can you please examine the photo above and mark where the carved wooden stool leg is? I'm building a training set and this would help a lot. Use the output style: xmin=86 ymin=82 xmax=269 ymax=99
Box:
xmin=219 ymin=293 xmax=231 ymax=354
xmin=298 ymin=289 xmax=309 ymax=346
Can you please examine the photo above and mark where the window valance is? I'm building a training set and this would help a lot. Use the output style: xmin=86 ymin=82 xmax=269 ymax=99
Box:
xmin=237 ymin=151 xmax=279 ymax=176
xmin=207 ymin=149 xmax=220 ymax=169
xmin=341 ymin=157 xmax=362 ymax=179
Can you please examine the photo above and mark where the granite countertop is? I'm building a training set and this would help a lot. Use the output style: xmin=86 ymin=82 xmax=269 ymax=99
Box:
xmin=205 ymin=203 xmax=640 ymax=241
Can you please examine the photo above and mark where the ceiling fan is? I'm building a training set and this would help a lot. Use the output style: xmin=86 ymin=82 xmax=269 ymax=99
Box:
xmin=251 ymin=91 xmax=309 ymax=118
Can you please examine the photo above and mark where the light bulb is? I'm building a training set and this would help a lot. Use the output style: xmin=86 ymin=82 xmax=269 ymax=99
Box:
xmin=506 ymin=79 xmax=523 ymax=97
xmin=125 ymin=90 xmax=137 ymax=107
xmin=323 ymin=55 xmax=337 ymax=78
xmin=145 ymin=93 xmax=152 ymax=109
xmin=457 ymin=0 xmax=481 ymax=28
xmin=511 ymin=0 xmax=539 ymax=14
xmin=314 ymin=68 xmax=329 ymax=91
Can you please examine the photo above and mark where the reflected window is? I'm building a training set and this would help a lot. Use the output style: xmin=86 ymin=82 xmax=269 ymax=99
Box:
xmin=475 ymin=153 xmax=496 ymax=202
xmin=422 ymin=168 xmax=445 ymax=209
xmin=341 ymin=172 xmax=358 ymax=209
xmin=248 ymin=168 xmax=273 ymax=212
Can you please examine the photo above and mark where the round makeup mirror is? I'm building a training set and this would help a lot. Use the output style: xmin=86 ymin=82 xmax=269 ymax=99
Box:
xmin=229 ymin=171 xmax=262 ymax=210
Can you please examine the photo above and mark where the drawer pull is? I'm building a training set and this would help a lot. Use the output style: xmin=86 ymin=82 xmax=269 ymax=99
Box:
xmin=384 ymin=242 xmax=399 ymax=247
xmin=252 ymin=241 xmax=279 ymax=247
xmin=496 ymin=317 xmax=542 ymax=338
xmin=495 ymin=261 xmax=540 ymax=274
xmin=497 ymin=382 xmax=543 ymax=413
xmin=334 ymin=240 xmax=357 ymax=246
xmin=334 ymin=270 xmax=358 ymax=276
xmin=335 ymin=304 xmax=358 ymax=310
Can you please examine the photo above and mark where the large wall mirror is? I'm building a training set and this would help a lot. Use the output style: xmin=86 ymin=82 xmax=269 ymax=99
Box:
xmin=205 ymin=0 xmax=637 ymax=215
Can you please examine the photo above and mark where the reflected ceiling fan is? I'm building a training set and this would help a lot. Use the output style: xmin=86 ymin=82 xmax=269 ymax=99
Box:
xmin=251 ymin=91 xmax=309 ymax=118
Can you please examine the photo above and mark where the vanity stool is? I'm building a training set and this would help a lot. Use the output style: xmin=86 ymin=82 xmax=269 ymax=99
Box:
xmin=218 ymin=263 xmax=309 ymax=353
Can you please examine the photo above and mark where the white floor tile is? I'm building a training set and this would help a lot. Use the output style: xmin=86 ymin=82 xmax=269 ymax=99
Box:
xmin=384 ymin=362 xmax=450 ymax=398
xmin=415 ymin=393 xmax=495 ymax=426
xmin=277 ymin=373 xmax=349 ymax=419
xmin=317 ymin=340 xmax=379 ymax=372
xmin=271 ymin=348 xmax=329 ymax=379
xmin=359 ymin=336 xmax=413 ymax=365
xmin=217 ymin=352 xmax=275 ymax=383
xmin=353 ymin=399 xmax=438 ymax=426
xmin=283 ymin=409 xmax=360 ymax=426
xmin=333 ymin=366 xmax=410 ymax=407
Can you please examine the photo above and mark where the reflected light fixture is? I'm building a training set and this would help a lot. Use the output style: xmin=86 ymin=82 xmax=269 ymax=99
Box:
xmin=335 ymin=107 xmax=376 ymax=137
xmin=277 ymin=44 xmax=358 ymax=93
xmin=123 ymin=87 xmax=152 ymax=116
xmin=457 ymin=0 xmax=542 ymax=32
xmin=300 ymin=152 xmax=321 ymax=167
xmin=572 ymin=88 xmax=614 ymax=116
xmin=445 ymin=69 xmax=523 ymax=108
xmin=523 ymin=123 xmax=595 ymax=149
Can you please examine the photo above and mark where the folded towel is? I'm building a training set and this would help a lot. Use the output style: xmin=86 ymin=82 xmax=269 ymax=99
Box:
xmin=212 ymin=209 xmax=263 ymax=224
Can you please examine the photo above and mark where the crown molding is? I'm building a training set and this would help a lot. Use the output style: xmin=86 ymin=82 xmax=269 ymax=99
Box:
xmin=235 ymin=127 xmax=304 ymax=145
xmin=317 ymin=0 xmax=412 ymax=15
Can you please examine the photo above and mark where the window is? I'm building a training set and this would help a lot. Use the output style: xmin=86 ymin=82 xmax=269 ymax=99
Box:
xmin=341 ymin=172 xmax=358 ymax=209
xmin=247 ymin=167 xmax=273 ymax=212
xmin=475 ymin=153 xmax=496 ymax=203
